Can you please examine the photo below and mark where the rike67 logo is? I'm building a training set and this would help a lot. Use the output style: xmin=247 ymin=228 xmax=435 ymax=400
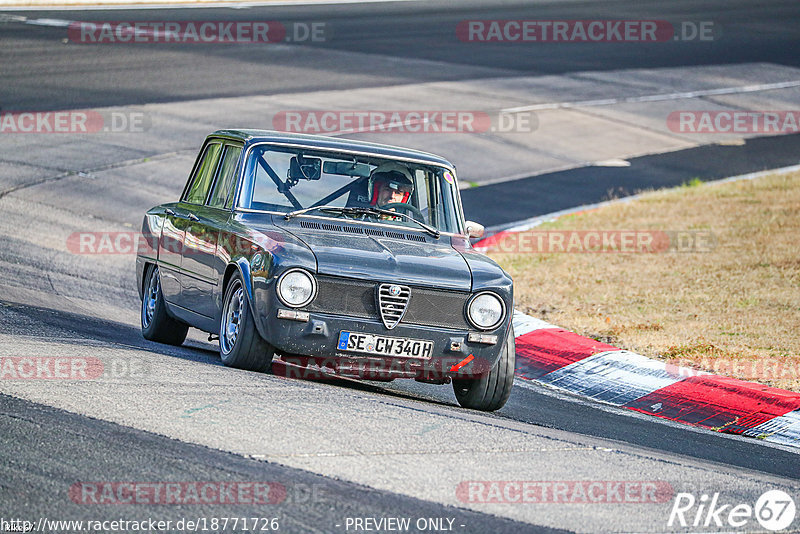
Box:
xmin=669 ymin=490 xmax=796 ymax=531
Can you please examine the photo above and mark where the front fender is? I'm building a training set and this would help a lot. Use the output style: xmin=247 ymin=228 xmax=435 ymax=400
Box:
xmin=458 ymin=242 xmax=514 ymax=339
xmin=232 ymin=256 xmax=273 ymax=342
xmin=220 ymin=215 xmax=317 ymax=345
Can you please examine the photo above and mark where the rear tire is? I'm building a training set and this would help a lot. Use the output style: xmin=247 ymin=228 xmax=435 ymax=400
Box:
xmin=219 ymin=273 xmax=274 ymax=373
xmin=141 ymin=265 xmax=189 ymax=346
xmin=453 ymin=326 xmax=515 ymax=411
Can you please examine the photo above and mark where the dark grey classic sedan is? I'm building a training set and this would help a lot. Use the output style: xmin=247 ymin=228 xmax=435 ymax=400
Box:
xmin=136 ymin=130 xmax=514 ymax=411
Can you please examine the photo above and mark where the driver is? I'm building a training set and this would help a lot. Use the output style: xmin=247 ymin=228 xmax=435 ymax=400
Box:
xmin=368 ymin=163 xmax=414 ymax=208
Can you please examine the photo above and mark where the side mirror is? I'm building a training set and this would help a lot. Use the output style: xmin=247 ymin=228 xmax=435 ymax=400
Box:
xmin=465 ymin=221 xmax=484 ymax=239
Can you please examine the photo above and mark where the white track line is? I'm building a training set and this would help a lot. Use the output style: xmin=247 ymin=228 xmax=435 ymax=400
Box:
xmin=0 ymin=0 xmax=419 ymax=10
xmin=501 ymin=80 xmax=800 ymax=114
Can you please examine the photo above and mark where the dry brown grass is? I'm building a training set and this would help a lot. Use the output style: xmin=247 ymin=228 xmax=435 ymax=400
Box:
xmin=490 ymin=171 xmax=800 ymax=391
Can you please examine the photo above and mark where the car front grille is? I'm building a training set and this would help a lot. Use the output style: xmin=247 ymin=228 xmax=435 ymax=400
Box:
xmin=377 ymin=283 xmax=411 ymax=329
xmin=307 ymin=276 xmax=471 ymax=330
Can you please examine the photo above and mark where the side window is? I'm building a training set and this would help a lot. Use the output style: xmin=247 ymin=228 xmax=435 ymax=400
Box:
xmin=208 ymin=145 xmax=243 ymax=209
xmin=184 ymin=143 xmax=222 ymax=204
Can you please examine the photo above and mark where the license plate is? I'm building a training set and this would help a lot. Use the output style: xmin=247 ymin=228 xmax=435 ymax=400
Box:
xmin=337 ymin=331 xmax=434 ymax=359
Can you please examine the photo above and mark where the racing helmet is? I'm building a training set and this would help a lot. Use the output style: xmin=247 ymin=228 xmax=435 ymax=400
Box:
xmin=368 ymin=163 xmax=414 ymax=206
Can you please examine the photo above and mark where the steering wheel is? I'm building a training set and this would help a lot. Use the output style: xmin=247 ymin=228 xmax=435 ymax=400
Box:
xmin=379 ymin=202 xmax=425 ymax=221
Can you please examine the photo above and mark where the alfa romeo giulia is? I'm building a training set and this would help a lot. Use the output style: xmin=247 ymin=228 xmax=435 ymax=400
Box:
xmin=136 ymin=130 xmax=515 ymax=411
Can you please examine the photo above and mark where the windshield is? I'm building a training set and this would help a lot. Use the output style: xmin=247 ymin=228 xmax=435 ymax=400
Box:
xmin=238 ymin=144 xmax=464 ymax=234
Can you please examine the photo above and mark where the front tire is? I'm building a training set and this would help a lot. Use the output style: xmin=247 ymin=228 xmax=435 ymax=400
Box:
xmin=219 ymin=273 xmax=274 ymax=373
xmin=452 ymin=326 xmax=515 ymax=411
xmin=141 ymin=265 xmax=189 ymax=346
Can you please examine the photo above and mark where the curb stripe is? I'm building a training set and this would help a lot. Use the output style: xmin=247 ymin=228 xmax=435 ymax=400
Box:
xmin=625 ymin=375 xmax=800 ymax=431
xmin=511 ymin=310 xmax=557 ymax=336
xmin=512 ymin=310 xmax=800 ymax=448
xmin=538 ymin=350 xmax=685 ymax=405
xmin=515 ymin=329 xmax=616 ymax=380
xmin=745 ymin=410 xmax=800 ymax=445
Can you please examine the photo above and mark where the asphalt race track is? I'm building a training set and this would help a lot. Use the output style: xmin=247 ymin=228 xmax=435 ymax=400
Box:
xmin=2 ymin=0 xmax=800 ymax=111
xmin=1 ymin=1 xmax=799 ymax=533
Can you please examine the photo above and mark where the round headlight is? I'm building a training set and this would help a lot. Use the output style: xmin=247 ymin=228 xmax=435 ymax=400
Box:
xmin=277 ymin=269 xmax=316 ymax=308
xmin=467 ymin=292 xmax=505 ymax=330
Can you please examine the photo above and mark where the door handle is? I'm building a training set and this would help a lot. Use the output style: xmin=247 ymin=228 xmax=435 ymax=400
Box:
xmin=165 ymin=208 xmax=194 ymax=221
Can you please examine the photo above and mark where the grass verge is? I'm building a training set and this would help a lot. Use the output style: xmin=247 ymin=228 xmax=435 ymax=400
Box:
xmin=489 ymin=171 xmax=800 ymax=391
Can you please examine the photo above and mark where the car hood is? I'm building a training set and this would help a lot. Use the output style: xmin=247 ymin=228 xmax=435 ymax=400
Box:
xmin=273 ymin=217 xmax=472 ymax=290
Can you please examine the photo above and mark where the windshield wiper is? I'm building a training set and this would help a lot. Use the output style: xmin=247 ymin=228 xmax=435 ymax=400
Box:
xmin=283 ymin=205 xmax=346 ymax=220
xmin=284 ymin=206 xmax=440 ymax=238
xmin=361 ymin=207 xmax=441 ymax=238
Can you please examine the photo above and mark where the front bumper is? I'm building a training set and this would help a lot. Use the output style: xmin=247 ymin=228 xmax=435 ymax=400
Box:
xmin=264 ymin=309 xmax=507 ymax=380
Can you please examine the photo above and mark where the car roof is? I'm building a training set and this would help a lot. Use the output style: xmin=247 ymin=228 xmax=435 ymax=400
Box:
xmin=209 ymin=129 xmax=455 ymax=169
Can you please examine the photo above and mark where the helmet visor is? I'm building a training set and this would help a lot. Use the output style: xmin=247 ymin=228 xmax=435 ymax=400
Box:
xmin=376 ymin=170 xmax=413 ymax=193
